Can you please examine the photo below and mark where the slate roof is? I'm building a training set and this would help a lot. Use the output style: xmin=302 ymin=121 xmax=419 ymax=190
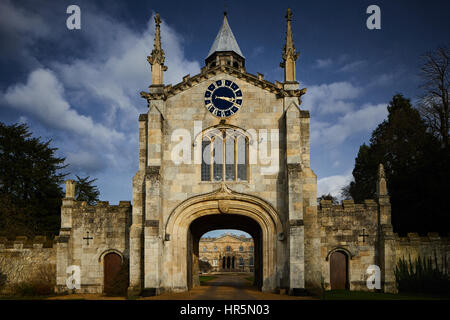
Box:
xmin=206 ymin=14 xmax=244 ymax=59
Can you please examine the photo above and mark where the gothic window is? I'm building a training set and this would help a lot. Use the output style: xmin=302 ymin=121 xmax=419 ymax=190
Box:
xmin=213 ymin=259 xmax=218 ymax=266
xmin=201 ymin=128 xmax=248 ymax=182
xmin=239 ymin=257 xmax=244 ymax=265
xmin=249 ymin=257 xmax=254 ymax=266
xmin=249 ymin=246 xmax=253 ymax=252
xmin=239 ymin=246 xmax=243 ymax=252
xmin=226 ymin=245 xmax=231 ymax=252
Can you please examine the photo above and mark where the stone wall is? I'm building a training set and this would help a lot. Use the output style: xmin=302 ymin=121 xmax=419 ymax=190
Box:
xmin=395 ymin=233 xmax=449 ymax=272
xmin=318 ymin=199 xmax=379 ymax=291
xmin=0 ymin=236 xmax=55 ymax=294
xmin=55 ymin=195 xmax=132 ymax=294
xmin=318 ymin=198 xmax=450 ymax=292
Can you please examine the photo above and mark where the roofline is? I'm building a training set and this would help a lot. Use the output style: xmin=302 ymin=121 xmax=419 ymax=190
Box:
xmin=141 ymin=64 xmax=306 ymax=101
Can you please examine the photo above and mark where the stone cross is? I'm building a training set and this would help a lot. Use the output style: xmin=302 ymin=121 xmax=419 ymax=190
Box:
xmin=359 ymin=228 xmax=369 ymax=243
xmin=83 ymin=231 xmax=93 ymax=245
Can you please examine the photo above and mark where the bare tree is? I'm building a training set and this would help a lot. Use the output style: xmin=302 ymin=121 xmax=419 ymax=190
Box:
xmin=418 ymin=46 xmax=449 ymax=148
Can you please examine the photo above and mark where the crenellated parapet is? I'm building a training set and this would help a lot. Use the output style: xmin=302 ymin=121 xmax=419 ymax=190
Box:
xmin=0 ymin=235 xmax=56 ymax=294
xmin=0 ymin=235 xmax=54 ymax=249
xmin=319 ymin=199 xmax=378 ymax=214
xmin=393 ymin=232 xmax=450 ymax=275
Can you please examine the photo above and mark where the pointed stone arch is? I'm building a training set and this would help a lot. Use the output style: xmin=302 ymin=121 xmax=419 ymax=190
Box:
xmin=163 ymin=183 xmax=284 ymax=292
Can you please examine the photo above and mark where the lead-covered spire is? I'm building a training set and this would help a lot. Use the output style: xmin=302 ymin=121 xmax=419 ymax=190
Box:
xmin=280 ymin=8 xmax=300 ymax=82
xmin=147 ymin=13 xmax=167 ymax=86
xmin=207 ymin=13 xmax=244 ymax=59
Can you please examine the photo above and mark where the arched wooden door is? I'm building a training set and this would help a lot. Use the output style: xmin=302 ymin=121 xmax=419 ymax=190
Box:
xmin=104 ymin=252 xmax=122 ymax=294
xmin=330 ymin=251 xmax=348 ymax=290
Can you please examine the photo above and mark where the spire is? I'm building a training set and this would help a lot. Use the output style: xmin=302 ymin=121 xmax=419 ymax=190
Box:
xmin=280 ymin=8 xmax=299 ymax=82
xmin=206 ymin=13 xmax=244 ymax=59
xmin=147 ymin=13 xmax=167 ymax=86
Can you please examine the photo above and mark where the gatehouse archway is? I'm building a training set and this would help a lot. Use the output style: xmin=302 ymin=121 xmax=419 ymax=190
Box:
xmin=163 ymin=184 xmax=283 ymax=292
xmin=189 ymin=215 xmax=262 ymax=289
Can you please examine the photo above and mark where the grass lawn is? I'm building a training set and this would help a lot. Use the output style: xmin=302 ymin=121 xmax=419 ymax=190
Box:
xmin=199 ymin=275 xmax=217 ymax=285
xmin=322 ymin=290 xmax=450 ymax=300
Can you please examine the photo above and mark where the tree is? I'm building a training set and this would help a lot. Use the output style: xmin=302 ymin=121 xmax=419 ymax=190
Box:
xmin=317 ymin=193 xmax=339 ymax=204
xmin=344 ymin=94 xmax=448 ymax=235
xmin=0 ymin=122 xmax=67 ymax=238
xmin=418 ymin=46 xmax=449 ymax=148
xmin=74 ymin=175 xmax=100 ymax=205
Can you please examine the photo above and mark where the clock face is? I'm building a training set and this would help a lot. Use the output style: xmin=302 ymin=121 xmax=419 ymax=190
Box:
xmin=204 ymin=80 xmax=243 ymax=118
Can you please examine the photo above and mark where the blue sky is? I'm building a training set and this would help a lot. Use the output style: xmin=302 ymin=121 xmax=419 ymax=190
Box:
xmin=0 ymin=1 xmax=449 ymax=238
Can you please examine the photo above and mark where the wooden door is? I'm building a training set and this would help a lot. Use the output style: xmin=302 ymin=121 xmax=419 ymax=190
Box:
xmin=104 ymin=252 xmax=122 ymax=294
xmin=330 ymin=251 xmax=347 ymax=290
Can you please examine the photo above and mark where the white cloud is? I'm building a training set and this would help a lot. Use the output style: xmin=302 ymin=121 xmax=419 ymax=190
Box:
xmin=66 ymin=150 xmax=104 ymax=173
xmin=314 ymin=58 xmax=333 ymax=69
xmin=53 ymin=13 xmax=201 ymax=126
xmin=1 ymin=4 xmax=201 ymax=180
xmin=339 ymin=60 xmax=367 ymax=72
xmin=0 ymin=1 xmax=48 ymax=36
xmin=302 ymin=81 xmax=362 ymax=115
xmin=2 ymin=68 xmax=124 ymax=150
xmin=311 ymin=103 xmax=388 ymax=146
xmin=317 ymin=172 xmax=353 ymax=199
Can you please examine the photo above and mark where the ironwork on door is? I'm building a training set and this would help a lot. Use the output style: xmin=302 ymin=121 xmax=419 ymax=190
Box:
xmin=330 ymin=251 xmax=348 ymax=290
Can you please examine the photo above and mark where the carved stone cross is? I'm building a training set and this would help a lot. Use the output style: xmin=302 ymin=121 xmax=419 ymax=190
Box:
xmin=83 ymin=231 xmax=93 ymax=245
xmin=359 ymin=228 xmax=369 ymax=243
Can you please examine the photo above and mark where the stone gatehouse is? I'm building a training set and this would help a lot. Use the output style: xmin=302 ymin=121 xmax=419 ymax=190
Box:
xmin=0 ymin=9 xmax=448 ymax=296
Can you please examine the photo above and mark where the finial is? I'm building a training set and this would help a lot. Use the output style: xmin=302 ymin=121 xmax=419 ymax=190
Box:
xmin=155 ymin=12 xmax=161 ymax=26
xmin=286 ymin=8 xmax=292 ymax=21
xmin=378 ymin=163 xmax=386 ymax=179
xmin=281 ymin=8 xmax=299 ymax=82
xmin=147 ymin=12 xmax=167 ymax=85
xmin=377 ymin=163 xmax=388 ymax=196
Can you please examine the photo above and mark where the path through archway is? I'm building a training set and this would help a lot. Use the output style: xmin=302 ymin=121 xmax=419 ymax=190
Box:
xmin=188 ymin=214 xmax=262 ymax=290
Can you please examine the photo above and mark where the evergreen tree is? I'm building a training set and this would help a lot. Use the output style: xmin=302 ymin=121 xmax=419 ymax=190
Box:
xmin=0 ymin=122 xmax=67 ymax=238
xmin=317 ymin=193 xmax=339 ymax=204
xmin=74 ymin=175 xmax=100 ymax=205
xmin=345 ymin=94 xmax=449 ymax=235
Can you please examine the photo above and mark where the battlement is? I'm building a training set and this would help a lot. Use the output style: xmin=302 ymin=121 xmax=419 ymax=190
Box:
xmin=395 ymin=232 xmax=450 ymax=244
xmin=66 ymin=199 xmax=132 ymax=211
xmin=318 ymin=198 xmax=378 ymax=215
xmin=0 ymin=235 xmax=54 ymax=249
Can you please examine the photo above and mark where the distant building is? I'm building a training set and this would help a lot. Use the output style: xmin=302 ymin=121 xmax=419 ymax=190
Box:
xmin=199 ymin=233 xmax=254 ymax=272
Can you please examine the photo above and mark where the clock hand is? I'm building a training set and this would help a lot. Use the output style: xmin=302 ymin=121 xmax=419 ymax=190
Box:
xmin=215 ymin=96 xmax=235 ymax=102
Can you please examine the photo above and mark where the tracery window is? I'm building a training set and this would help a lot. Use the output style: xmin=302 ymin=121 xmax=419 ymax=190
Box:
xmin=201 ymin=127 xmax=248 ymax=182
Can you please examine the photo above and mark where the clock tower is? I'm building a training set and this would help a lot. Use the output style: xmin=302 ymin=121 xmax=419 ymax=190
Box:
xmin=132 ymin=9 xmax=318 ymax=296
